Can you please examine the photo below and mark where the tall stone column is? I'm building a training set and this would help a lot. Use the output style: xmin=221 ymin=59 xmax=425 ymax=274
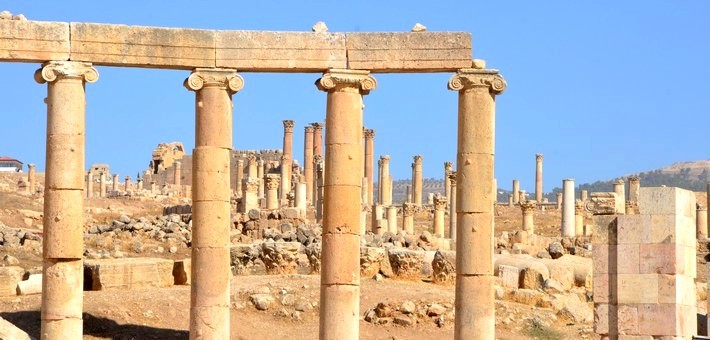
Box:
xmin=386 ymin=206 xmax=398 ymax=234
xmin=363 ymin=128 xmax=375 ymax=205
xmin=247 ymin=155 xmax=257 ymax=178
xmin=377 ymin=157 xmax=383 ymax=204
xmin=124 ymin=176 xmax=130 ymax=191
xmin=556 ymin=192 xmax=563 ymax=209
xmin=185 ymin=68 xmax=242 ymax=339
xmin=449 ymin=172 xmax=457 ymax=240
xmin=312 ymin=122 xmax=324 ymax=205
xmin=581 ymin=189 xmax=588 ymax=202
xmin=304 ymin=126 xmax=314 ymax=205
xmin=174 ymin=161 xmax=182 ymax=186
xmin=535 ymin=154 xmax=543 ymax=202
xmin=380 ymin=155 xmax=392 ymax=205
xmin=314 ymin=154 xmax=324 ymax=222
xmin=433 ymin=194 xmax=447 ymax=237
xmin=575 ymin=201 xmax=585 ymax=236
xmin=28 ymin=163 xmax=36 ymax=194
xmin=412 ymin=155 xmax=423 ymax=206
xmin=86 ymin=172 xmax=93 ymax=198
xmin=402 ymin=201 xmax=415 ymax=234
xmin=444 ymin=161 xmax=453 ymax=204
xmin=112 ymin=174 xmax=119 ymax=192
xmin=257 ymin=158 xmax=265 ymax=199
xmin=137 ymin=178 xmax=143 ymax=190
xmin=561 ymin=179 xmax=575 ymax=237
xmin=36 ymin=61 xmax=98 ymax=338
xmin=99 ymin=172 xmax=107 ymax=198
xmin=512 ymin=179 xmax=520 ymax=204
xmin=448 ymin=66 xmax=506 ymax=339
xmin=281 ymin=120 xmax=294 ymax=200
xmin=628 ymin=175 xmax=640 ymax=203
xmin=265 ymin=174 xmax=280 ymax=210
xmin=316 ymin=69 xmax=376 ymax=340
xmin=698 ymin=205 xmax=708 ymax=239
xmin=235 ymin=159 xmax=244 ymax=197
xmin=520 ymin=200 xmax=536 ymax=233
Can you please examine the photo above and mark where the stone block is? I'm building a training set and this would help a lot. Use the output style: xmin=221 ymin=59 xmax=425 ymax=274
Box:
xmin=639 ymin=187 xmax=695 ymax=219
xmin=0 ymin=266 xmax=24 ymax=296
xmin=173 ymin=259 xmax=191 ymax=285
xmin=387 ymin=249 xmax=425 ymax=279
xmin=592 ymin=244 xmax=611 ymax=274
xmin=498 ymin=264 xmax=520 ymax=289
xmin=0 ymin=20 xmax=69 ymax=62
xmin=345 ymin=32 xmax=472 ymax=72
xmin=84 ymin=258 xmax=174 ymax=290
xmin=657 ymin=274 xmax=695 ymax=306
xmin=592 ymin=215 xmax=617 ymax=245
xmin=593 ymin=274 xmax=613 ymax=303
xmin=637 ymin=303 xmax=696 ymax=337
xmin=16 ymin=273 xmax=42 ymax=295
xmin=0 ymin=316 xmax=31 ymax=340
xmin=616 ymin=215 xmax=648 ymax=244
xmin=594 ymin=303 xmax=614 ymax=335
xmin=616 ymin=244 xmax=640 ymax=274
xmin=617 ymin=304 xmax=639 ymax=335
xmin=617 ymin=274 xmax=658 ymax=304
xmin=431 ymin=250 xmax=456 ymax=284
xmin=70 ymin=22 xmax=215 ymax=69
xmin=216 ymin=31 xmax=346 ymax=71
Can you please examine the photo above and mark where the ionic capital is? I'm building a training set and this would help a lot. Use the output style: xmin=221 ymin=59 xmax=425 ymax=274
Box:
xmin=184 ymin=68 xmax=243 ymax=93
xmin=35 ymin=61 xmax=98 ymax=84
xmin=283 ymin=120 xmax=295 ymax=132
xmin=316 ymin=69 xmax=377 ymax=94
xmin=447 ymin=68 xmax=506 ymax=94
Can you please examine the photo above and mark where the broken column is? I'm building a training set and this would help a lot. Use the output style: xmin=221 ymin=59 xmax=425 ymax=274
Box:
xmin=28 ymin=163 xmax=36 ymax=194
xmin=520 ymin=200 xmax=536 ymax=233
xmin=449 ymin=171 xmax=457 ymax=240
xmin=99 ymin=172 xmax=107 ymax=197
xmin=379 ymin=155 xmax=392 ymax=205
xmin=448 ymin=66 xmax=506 ymax=339
xmin=411 ymin=155 xmax=423 ymax=206
xmin=402 ymin=202 xmax=415 ymax=234
xmin=124 ymin=176 xmax=130 ymax=191
xmin=581 ymin=189 xmax=588 ymax=202
xmin=241 ymin=178 xmax=259 ymax=213
xmin=535 ymin=154 xmax=543 ymax=202
xmin=444 ymin=161 xmax=453 ymax=204
xmin=295 ymin=179 xmax=306 ymax=217
xmin=628 ymin=175 xmax=640 ymax=203
xmin=36 ymin=61 xmax=99 ymax=338
xmin=235 ymin=159 xmax=244 ymax=197
xmin=112 ymin=173 xmax=119 ymax=192
xmin=173 ymin=160 xmax=182 ymax=186
xmin=556 ymin=192 xmax=563 ymax=209
xmin=561 ymin=179 xmax=575 ymax=237
xmin=257 ymin=158 xmax=265 ymax=199
xmin=363 ymin=128 xmax=375 ymax=205
xmin=281 ymin=120 xmax=294 ymax=200
xmin=512 ymin=179 xmax=520 ymax=204
xmin=86 ymin=172 xmax=93 ymax=198
xmin=433 ymin=194 xmax=447 ymax=237
xmin=304 ymin=126 xmax=314 ymax=205
xmin=387 ymin=206 xmax=398 ymax=234
xmin=316 ymin=69 xmax=375 ymax=339
xmin=698 ymin=205 xmax=708 ymax=239
xmin=185 ymin=68 xmax=243 ymax=339
xmin=265 ymin=174 xmax=280 ymax=210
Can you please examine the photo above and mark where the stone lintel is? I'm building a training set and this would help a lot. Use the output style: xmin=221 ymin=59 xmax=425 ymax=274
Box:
xmin=0 ymin=20 xmax=69 ymax=62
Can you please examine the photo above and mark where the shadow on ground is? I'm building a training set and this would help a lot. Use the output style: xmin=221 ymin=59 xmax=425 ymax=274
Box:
xmin=1 ymin=311 xmax=188 ymax=339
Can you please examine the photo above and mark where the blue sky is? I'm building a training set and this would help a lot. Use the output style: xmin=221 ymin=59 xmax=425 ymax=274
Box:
xmin=1 ymin=1 xmax=709 ymax=193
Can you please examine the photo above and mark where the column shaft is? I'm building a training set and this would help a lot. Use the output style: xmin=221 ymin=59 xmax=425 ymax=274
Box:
xmin=512 ymin=179 xmax=520 ymax=204
xmin=281 ymin=120 xmax=294 ymax=200
xmin=363 ymin=129 xmax=375 ymax=205
xmin=535 ymin=154 xmax=543 ymax=202
xmin=561 ymin=179 xmax=576 ymax=237
xmin=412 ymin=155 xmax=423 ymax=205
xmin=304 ymin=126 xmax=314 ymax=205
xmin=449 ymin=172 xmax=457 ymax=240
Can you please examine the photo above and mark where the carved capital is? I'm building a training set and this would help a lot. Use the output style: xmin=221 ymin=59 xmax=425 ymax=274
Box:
xmin=283 ymin=120 xmax=295 ymax=132
xmin=316 ymin=69 xmax=377 ymax=94
xmin=184 ymin=68 xmax=243 ymax=93
xmin=311 ymin=122 xmax=324 ymax=132
xmin=304 ymin=125 xmax=314 ymax=133
xmin=628 ymin=175 xmax=640 ymax=184
xmin=575 ymin=200 xmax=585 ymax=214
xmin=536 ymin=154 xmax=544 ymax=161
xmin=413 ymin=155 xmax=423 ymax=164
xmin=584 ymin=192 xmax=618 ymax=215
xmin=265 ymin=174 xmax=281 ymax=190
xmin=448 ymin=171 xmax=457 ymax=185
xmin=444 ymin=162 xmax=453 ymax=171
xmin=364 ymin=129 xmax=375 ymax=139
xmin=35 ymin=61 xmax=98 ymax=84
xmin=402 ymin=202 xmax=416 ymax=215
xmin=520 ymin=200 xmax=537 ymax=213
xmin=448 ymin=68 xmax=506 ymax=94
xmin=380 ymin=155 xmax=390 ymax=162
xmin=433 ymin=195 xmax=447 ymax=210
xmin=242 ymin=178 xmax=259 ymax=192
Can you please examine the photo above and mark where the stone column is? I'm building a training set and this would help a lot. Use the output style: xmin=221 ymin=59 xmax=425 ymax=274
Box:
xmin=363 ymin=128 xmax=375 ymax=205
xmin=561 ymin=179 xmax=575 ymax=237
xmin=380 ymin=155 xmax=392 ymax=206
xmin=508 ymin=194 xmax=513 ymax=206
xmin=314 ymin=154 xmax=324 ymax=222
xmin=247 ymin=155 xmax=257 ymax=178
xmin=444 ymin=161 xmax=453 ymax=204
xmin=556 ymin=192 xmax=563 ymax=209
xmin=173 ymin=161 xmax=181 ymax=186
xmin=405 ymin=185 xmax=412 ymax=203
xmin=27 ymin=163 xmax=36 ymax=194
xmin=512 ymin=179 xmax=520 ymax=204
xmin=581 ymin=189 xmax=588 ymax=202
xmin=316 ymin=69 xmax=376 ymax=339
xmin=124 ymin=176 xmax=130 ymax=191
xmin=535 ymin=154 xmax=543 ymax=202
xmin=519 ymin=190 xmax=527 ymax=203
xmin=698 ymin=205 xmax=708 ymax=239
xmin=304 ymin=126 xmax=314 ymax=205
xmin=520 ymin=200 xmax=536 ymax=233
xmin=411 ymin=155 xmax=423 ymax=206
xmin=312 ymin=122 xmax=324 ymax=205
xmin=185 ymin=68 xmax=242 ymax=339
xmin=36 ymin=61 xmax=98 ymax=338
xmin=295 ymin=180 xmax=306 ymax=217
xmin=257 ymin=158 xmax=265 ymax=199
xmin=241 ymin=178 xmax=259 ymax=213
xmin=628 ymin=175 xmax=640 ymax=203
xmin=448 ymin=66 xmax=506 ymax=339
xmin=112 ymin=174 xmax=119 ymax=192
xmin=613 ymin=179 xmax=626 ymax=214
xmin=99 ymin=172 xmax=107 ymax=198
xmin=433 ymin=194 xmax=447 ymax=237
xmin=235 ymin=159 xmax=244 ymax=197
xmin=137 ymin=178 xmax=143 ymax=190
xmin=449 ymin=172 xmax=458 ymax=240
xmin=387 ymin=206 xmax=398 ymax=234
xmin=402 ymin=202 xmax=415 ymax=234
xmin=575 ymin=201 xmax=585 ymax=236
xmin=377 ymin=157 xmax=383 ymax=204
xmin=265 ymin=174 xmax=280 ymax=210
xmin=281 ymin=120 xmax=294 ymax=200
xmin=86 ymin=172 xmax=93 ymax=198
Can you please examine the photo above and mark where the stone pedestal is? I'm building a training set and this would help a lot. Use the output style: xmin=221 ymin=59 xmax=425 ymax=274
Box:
xmin=520 ymin=200 xmax=536 ymax=233
xmin=185 ymin=68 xmax=242 ymax=339
xmin=402 ymin=202 xmax=415 ymax=234
xmin=265 ymin=174 xmax=280 ymax=210
xmin=535 ymin=154 xmax=543 ymax=202
xmin=561 ymin=179 xmax=575 ymax=237
xmin=433 ymin=195 xmax=447 ymax=237
xmin=448 ymin=67 xmax=506 ymax=339
xmin=449 ymin=172 xmax=457 ymax=240
xmin=316 ymin=69 xmax=375 ymax=340
xmin=512 ymin=179 xmax=520 ymax=204
xmin=411 ymin=155 xmax=423 ymax=206
xmin=36 ymin=61 xmax=99 ymax=338
xmin=387 ymin=206 xmax=398 ymax=234
xmin=304 ymin=126 xmax=314 ymax=205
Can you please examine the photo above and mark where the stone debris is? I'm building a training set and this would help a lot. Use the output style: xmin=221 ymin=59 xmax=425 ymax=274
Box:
xmin=311 ymin=21 xmax=328 ymax=33
xmin=411 ymin=23 xmax=427 ymax=32
xmin=0 ymin=316 xmax=31 ymax=340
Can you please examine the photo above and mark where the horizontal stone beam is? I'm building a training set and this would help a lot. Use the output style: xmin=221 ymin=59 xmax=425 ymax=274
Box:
xmin=0 ymin=20 xmax=473 ymax=72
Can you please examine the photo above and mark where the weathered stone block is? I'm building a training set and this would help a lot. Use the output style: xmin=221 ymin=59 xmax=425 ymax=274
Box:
xmin=387 ymin=249 xmax=425 ymax=279
xmin=260 ymin=241 xmax=302 ymax=275
xmin=0 ymin=266 xmax=24 ymax=296
xmin=70 ymin=22 xmax=215 ymax=69
xmin=84 ymin=258 xmax=174 ymax=290
xmin=617 ymin=304 xmax=639 ymax=335
xmin=616 ymin=244 xmax=640 ymax=274
xmin=216 ymin=31 xmax=346 ymax=71
xmin=360 ymin=246 xmax=385 ymax=278
xmin=0 ymin=20 xmax=69 ymax=62
xmin=498 ymin=264 xmax=519 ymax=289
xmin=617 ymin=274 xmax=658 ymax=304
xmin=346 ymin=32 xmax=472 ymax=72
xmin=637 ymin=303 xmax=696 ymax=337
xmin=639 ymin=187 xmax=695 ymax=219
xmin=172 ymin=259 xmax=191 ymax=285
xmin=431 ymin=250 xmax=456 ymax=284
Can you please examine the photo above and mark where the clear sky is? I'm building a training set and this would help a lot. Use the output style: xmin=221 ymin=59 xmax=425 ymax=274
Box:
xmin=1 ymin=1 xmax=709 ymax=193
